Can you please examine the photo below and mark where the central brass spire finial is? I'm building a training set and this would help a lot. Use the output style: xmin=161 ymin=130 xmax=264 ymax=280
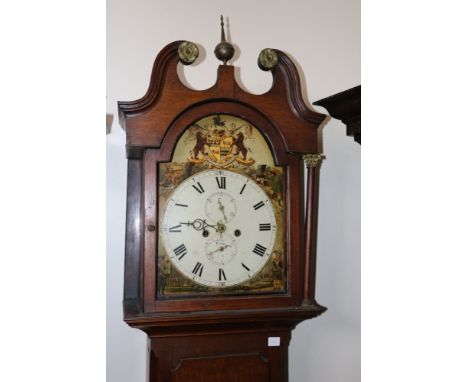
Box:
xmin=214 ymin=15 xmax=235 ymax=65
xmin=220 ymin=15 xmax=226 ymax=42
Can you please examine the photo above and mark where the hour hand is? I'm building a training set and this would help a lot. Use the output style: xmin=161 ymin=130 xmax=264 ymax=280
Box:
xmin=180 ymin=218 xmax=216 ymax=231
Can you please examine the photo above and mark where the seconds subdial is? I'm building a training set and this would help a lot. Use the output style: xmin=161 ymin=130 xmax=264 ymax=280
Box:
xmin=205 ymin=192 xmax=237 ymax=224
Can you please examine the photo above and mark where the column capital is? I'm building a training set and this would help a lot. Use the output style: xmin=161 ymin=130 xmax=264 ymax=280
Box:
xmin=302 ymin=153 xmax=325 ymax=168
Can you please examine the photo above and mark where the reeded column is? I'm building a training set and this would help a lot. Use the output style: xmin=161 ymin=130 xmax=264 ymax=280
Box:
xmin=301 ymin=153 xmax=325 ymax=306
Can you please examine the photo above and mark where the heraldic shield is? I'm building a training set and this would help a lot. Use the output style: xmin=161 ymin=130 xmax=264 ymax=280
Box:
xmin=187 ymin=115 xmax=256 ymax=168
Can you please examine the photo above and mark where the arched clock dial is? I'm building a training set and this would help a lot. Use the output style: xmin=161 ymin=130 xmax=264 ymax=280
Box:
xmin=161 ymin=169 xmax=277 ymax=288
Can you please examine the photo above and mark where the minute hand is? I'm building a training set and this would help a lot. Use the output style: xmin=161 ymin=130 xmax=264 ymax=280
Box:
xmin=218 ymin=198 xmax=228 ymax=221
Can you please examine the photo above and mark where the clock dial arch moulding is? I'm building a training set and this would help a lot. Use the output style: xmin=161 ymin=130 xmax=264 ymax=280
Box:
xmin=118 ymin=27 xmax=328 ymax=382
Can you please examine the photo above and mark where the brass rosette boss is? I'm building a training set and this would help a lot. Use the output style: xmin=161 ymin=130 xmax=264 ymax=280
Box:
xmin=258 ymin=48 xmax=279 ymax=71
xmin=178 ymin=41 xmax=199 ymax=66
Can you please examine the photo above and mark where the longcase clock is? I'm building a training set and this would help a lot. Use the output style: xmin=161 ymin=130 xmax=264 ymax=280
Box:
xmin=118 ymin=21 xmax=327 ymax=382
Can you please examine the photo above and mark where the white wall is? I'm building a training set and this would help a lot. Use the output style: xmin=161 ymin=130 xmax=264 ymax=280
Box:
xmin=107 ymin=1 xmax=360 ymax=381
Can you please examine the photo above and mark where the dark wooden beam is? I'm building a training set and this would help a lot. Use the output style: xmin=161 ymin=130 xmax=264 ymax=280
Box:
xmin=314 ymin=85 xmax=361 ymax=144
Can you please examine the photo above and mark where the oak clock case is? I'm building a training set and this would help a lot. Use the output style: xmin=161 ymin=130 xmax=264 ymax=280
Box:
xmin=118 ymin=38 xmax=327 ymax=382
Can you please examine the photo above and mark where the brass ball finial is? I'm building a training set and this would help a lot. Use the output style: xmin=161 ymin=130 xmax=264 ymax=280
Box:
xmin=214 ymin=15 xmax=235 ymax=65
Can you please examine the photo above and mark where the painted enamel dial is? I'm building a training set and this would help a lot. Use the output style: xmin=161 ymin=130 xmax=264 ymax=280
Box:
xmin=161 ymin=169 xmax=277 ymax=288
